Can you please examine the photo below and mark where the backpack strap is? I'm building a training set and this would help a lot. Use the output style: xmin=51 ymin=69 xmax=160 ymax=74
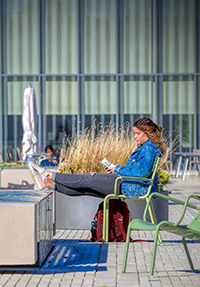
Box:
xmin=114 ymin=200 xmax=127 ymax=241
xmin=108 ymin=199 xmax=117 ymax=241
xmin=96 ymin=202 xmax=104 ymax=241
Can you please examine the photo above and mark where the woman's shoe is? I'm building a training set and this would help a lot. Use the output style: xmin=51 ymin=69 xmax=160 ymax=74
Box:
xmin=28 ymin=161 xmax=47 ymax=190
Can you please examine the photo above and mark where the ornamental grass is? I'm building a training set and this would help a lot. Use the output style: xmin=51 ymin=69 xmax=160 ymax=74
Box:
xmin=57 ymin=121 xmax=137 ymax=174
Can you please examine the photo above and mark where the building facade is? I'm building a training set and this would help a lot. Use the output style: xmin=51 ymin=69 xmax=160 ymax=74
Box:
xmin=0 ymin=0 xmax=200 ymax=162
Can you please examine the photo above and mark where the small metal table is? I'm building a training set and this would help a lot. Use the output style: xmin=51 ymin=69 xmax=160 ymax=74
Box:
xmin=174 ymin=152 xmax=200 ymax=180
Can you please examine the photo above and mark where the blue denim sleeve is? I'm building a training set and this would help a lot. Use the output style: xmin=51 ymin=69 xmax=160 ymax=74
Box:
xmin=114 ymin=148 xmax=158 ymax=177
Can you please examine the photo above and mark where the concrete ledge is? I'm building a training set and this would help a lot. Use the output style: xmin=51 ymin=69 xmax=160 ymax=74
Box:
xmin=0 ymin=191 xmax=53 ymax=266
xmin=0 ymin=203 xmax=37 ymax=265
xmin=0 ymin=168 xmax=36 ymax=189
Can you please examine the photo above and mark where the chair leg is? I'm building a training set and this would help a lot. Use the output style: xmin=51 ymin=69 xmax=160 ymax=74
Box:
xmin=189 ymin=161 xmax=195 ymax=178
xmin=182 ymin=237 xmax=195 ymax=272
xmin=103 ymin=195 xmax=111 ymax=242
xmin=103 ymin=198 xmax=107 ymax=242
xmin=150 ymin=229 xmax=159 ymax=275
xmin=103 ymin=194 xmax=115 ymax=242
xmin=105 ymin=197 xmax=110 ymax=242
xmin=147 ymin=199 xmax=162 ymax=244
xmin=122 ymin=221 xmax=131 ymax=273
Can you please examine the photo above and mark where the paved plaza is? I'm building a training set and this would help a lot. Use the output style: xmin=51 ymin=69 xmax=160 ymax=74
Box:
xmin=0 ymin=176 xmax=200 ymax=287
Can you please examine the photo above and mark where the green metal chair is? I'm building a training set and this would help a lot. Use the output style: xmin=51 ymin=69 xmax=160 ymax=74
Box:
xmin=35 ymin=155 xmax=46 ymax=165
xmin=122 ymin=192 xmax=200 ymax=275
xmin=102 ymin=156 xmax=161 ymax=242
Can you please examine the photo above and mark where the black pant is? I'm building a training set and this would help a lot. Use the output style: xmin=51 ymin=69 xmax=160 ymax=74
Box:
xmin=52 ymin=172 xmax=122 ymax=198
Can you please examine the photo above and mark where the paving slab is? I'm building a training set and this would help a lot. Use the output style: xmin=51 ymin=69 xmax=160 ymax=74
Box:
xmin=0 ymin=177 xmax=200 ymax=286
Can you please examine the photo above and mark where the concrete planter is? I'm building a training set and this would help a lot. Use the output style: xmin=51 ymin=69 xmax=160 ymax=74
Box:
xmin=55 ymin=190 xmax=168 ymax=229
xmin=126 ymin=190 xmax=168 ymax=223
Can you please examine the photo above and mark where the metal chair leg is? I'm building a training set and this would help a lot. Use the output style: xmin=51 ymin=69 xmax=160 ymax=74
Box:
xmin=122 ymin=222 xmax=131 ymax=273
xmin=182 ymin=237 xmax=194 ymax=272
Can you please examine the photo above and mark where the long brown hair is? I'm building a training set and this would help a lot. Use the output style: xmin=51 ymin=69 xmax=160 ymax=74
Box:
xmin=133 ymin=117 xmax=165 ymax=154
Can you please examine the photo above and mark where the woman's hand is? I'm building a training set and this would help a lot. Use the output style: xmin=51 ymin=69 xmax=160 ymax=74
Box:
xmin=105 ymin=166 xmax=115 ymax=174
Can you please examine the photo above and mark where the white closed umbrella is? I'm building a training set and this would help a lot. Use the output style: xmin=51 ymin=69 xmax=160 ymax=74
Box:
xmin=22 ymin=86 xmax=40 ymax=161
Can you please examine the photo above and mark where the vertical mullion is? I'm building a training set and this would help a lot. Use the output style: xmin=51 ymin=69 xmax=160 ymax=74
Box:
xmin=2 ymin=0 xmax=7 ymax=160
xmin=39 ymin=0 xmax=46 ymax=150
xmin=3 ymin=77 xmax=8 ymax=161
xmin=151 ymin=0 xmax=154 ymax=118
xmin=154 ymin=0 xmax=158 ymax=123
xmin=0 ymin=82 xmax=2 ymax=157
xmin=197 ymin=0 xmax=200 ymax=148
xmin=78 ymin=0 xmax=85 ymax=134
xmin=178 ymin=75 xmax=183 ymax=152
xmin=2 ymin=0 xmax=7 ymax=75
xmin=42 ymin=76 xmax=46 ymax=149
xmin=119 ymin=0 xmax=124 ymax=127
xmin=100 ymin=75 xmax=105 ymax=127
xmin=13 ymin=76 xmax=17 ymax=161
xmin=116 ymin=0 xmax=119 ymax=127
xmin=194 ymin=0 xmax=198 ymax=149
xmin=52 ymin=76 xmax=56 ymax=150
xmin=158 ymin=0 xmax=163 ymax=126
xmin=155 ymin=0 xmax=163 ymax=124
xmin=169 ymin=75 xmax=173 ymax=154
xmin=117 ymin=0 xmax=124 ymax=127
xmin=0 ymin=0 xmax=2 ymax=156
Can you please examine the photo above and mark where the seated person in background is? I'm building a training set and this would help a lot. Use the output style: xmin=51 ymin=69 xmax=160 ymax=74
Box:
xmin=28 ymin=117 xmax=165 ymax=197
xmin=40 ymin=145 xmax=59 ymax=167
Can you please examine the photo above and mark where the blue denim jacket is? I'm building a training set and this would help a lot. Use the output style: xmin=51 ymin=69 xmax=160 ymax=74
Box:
xmin=114 ymin=139 xmax=162 ymax=197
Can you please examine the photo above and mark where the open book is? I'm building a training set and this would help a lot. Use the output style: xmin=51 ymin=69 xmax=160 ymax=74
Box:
xmin=100 ymin=157 xmax=116 ymax=168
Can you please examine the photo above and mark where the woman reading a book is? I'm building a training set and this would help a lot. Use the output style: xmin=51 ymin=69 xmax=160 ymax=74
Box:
xmin=28 ymin=117 xmax=165 ymax=198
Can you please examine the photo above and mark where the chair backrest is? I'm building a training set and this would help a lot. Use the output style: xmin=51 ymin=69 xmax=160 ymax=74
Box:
xmin=187 ymin=211 xmax=200 ymax=237
xmin=139 ymin=156 xmax=161 ymax=198
xmin=6 ymin=148 xmax=14 ymax=162
xmin=193 ymin=149 xmax=200 ymax=154
xmin=161 ymin=211 xmax=200 ymax=241
xmin=0 ymin=153 xmax=4 ymax=173
xmin=0 ymin=152 xmax=3 ymax=163
xmin=38 ymin=155 xmax=46 ymax=165
xmin=17 ymin=147 xmax=23 ymax=161
xmin=149 ymin=156 xmax=161 ymax=185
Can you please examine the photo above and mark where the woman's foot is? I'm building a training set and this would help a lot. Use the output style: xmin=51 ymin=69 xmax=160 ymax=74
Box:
xmin=28 ymin=161 xmax=49 ymax=190
xmin=45 ymin=174 xmax=52 ymax=188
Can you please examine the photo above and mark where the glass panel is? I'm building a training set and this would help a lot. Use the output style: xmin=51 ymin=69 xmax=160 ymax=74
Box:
xmin=85 ymin=76 xmax=116 ymax=115
xmin=124 ymin=76 xmax=152 ymax=116
xmin=46 ymin=0 xmax=77 ymax=74
xmin=124 ymin=0 xmax=152 ymax=73
xmin=45 ymin=77 xmax=78 ymax=148
xmin=163 ymin=75 xmax=194 ymax=151
xmin=45 ymin=77 xmax=77 ymax=115
xmin=7 ymin=80 xmax=39 ymax=115
xmin=84 ymin=0 xmax=116 ymax=74
xmin=7 ymin=0 xmax=39 ymax=74
xmin=163 ymin=0 xmax=195 ymax=73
